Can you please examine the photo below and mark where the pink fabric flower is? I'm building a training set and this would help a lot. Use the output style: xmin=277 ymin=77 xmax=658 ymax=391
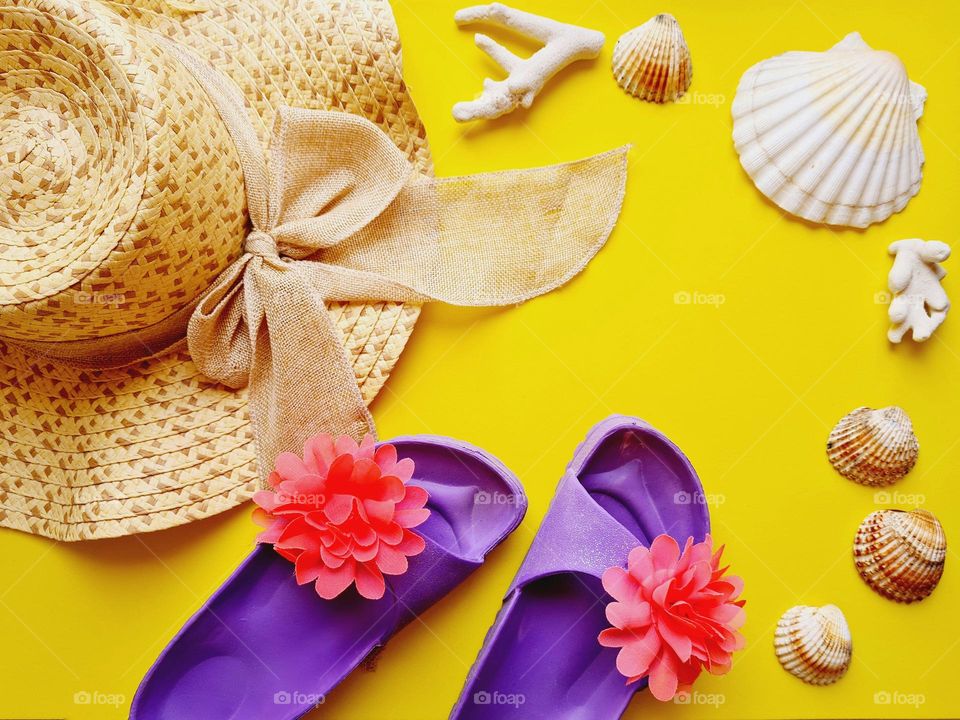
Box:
xmin=252 ymin=434 xmax=430 ymax=600
xmin=597 ymin=534 xmax=745 ymax=701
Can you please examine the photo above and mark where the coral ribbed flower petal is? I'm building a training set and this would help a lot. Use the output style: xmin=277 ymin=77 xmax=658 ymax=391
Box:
xmin=650 ymin=535 xmax=680 ymax=571
xmin=303 ymin=434 xmax=336 ymax=474
xmin=335 ymin=435 xmax=360 ymax=457
xmin=324 ymin=494 xmax=355 ymax=525
xmin=326 ymin=454 xmax=355 ymax=490
xmin=377 ymin=522 xmax=404 ymax=545
xmin=252 ymin=434 xmax=430 ymax=601
xmin=275 ymin=452 xmax=309 ymax=482
xmin=615 ymin=625 xmax=660 ymax=678
xmin=397 ymin=485 xmax=429 ymax=509
xmin=376 ymin=543 xmax=409 ymax=575
xmin=252 ymin=490 xmax=282 ymax=513
xmin=315 ymin=560 xmax=357 ymax=600
xmin=394 ymin=507 xmax=430 ymax=527
xmin=356 ymin=434 xmax=377 ymax=460
xmin=396 ymin=530 xmax=427 ymax=556
xmin=648 ymin=652 xmax=679 ymax=701
xmin=353 ymin=541 xmax=379 ymax=563
xmin=294 ymin=549 xmax=324 ymax=584
xmin=605 ymin=600 xmax=651 ymax=628
xmin=355 ymin=562 xmax=386 ymax=600
xmin=352 ymin=458 xmax=382 ymax=490
xmin=373 ymin=443 xmax=398 ymax=470
xmin=364 ymin=499 xmax=395 ymax=525
xmin=598 ymin=534 xmax=745 ymax=701
xmin=659 ymin=615 xmax=693 ymax=662
xmin=601 ymin=566 xmax=637 ymax=599
xmin=627 ymin=545 xmax=654 ymax=578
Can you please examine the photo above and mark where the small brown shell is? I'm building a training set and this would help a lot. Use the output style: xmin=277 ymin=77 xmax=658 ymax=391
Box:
xmin=854 ymin=508 xmax=946 ymax=603
xmin=774 ymin=604 xmax=852 ymax=685
xmin=826 ymin=406 xmax=918 ymax=486
xmin=612 ymin=13 xmax=692 ymax=103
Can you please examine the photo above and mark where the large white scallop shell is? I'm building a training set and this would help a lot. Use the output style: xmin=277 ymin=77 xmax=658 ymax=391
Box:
xmin=612 ymin=13 xmax=692 ymax=103
xmin=826 ymin=406 xmax=919 ymax=486
xmin=774 ymin=604 xmax=852 ymax=685
xmin=854 ymin=508 xmax=946 ymax=603
xmin=732 ymin=32 xmax=925 ymax=228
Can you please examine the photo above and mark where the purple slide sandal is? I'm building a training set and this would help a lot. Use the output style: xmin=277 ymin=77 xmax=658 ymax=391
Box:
xmin=132 ymin=435 xmax=526 ymax=720
xmin=450 ymin=415 xmax=710 ymax=720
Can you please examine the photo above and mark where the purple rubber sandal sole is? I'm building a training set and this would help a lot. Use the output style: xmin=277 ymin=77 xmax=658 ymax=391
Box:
xmin=131 ymin=435 xmax=527 ymax=720
xmin=450 ymin=415 xmax=711 ymax=720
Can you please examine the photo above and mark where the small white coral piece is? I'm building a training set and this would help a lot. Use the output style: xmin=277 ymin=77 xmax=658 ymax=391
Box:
xmin=453 ymin=3 xmax=605 ymax=122
xmin=887 ymin=239 xmax=950 ymax=343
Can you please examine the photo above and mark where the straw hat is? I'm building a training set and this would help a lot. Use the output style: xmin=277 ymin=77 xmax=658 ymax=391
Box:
xmin=1 ymin=0 xmax=630 ymax=544
xmin=0 ymin=0 xmax=427 ymax=541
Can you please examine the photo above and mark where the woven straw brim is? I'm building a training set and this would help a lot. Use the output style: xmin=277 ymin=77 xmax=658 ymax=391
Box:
xmin=0 ymin=0 xmax=429 ymax=541
xmin=0 ymin=302 xmax=417 ymax=540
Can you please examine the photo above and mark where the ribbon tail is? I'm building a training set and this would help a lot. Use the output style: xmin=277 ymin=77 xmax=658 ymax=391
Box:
xmin=245 ymin=263 xmax=373 ymax=486
xmin=440 ymin=145 xmax=630 ymax=306
xmin=320 ymin=145 xmax=630 ymax=307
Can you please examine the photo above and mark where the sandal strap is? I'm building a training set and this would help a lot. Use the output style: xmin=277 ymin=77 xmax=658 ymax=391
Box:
xmin=509 ymin=472 xmax=639 ymax=592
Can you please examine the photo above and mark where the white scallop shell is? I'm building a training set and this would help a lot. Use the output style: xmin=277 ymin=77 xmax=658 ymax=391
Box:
xmin=854 ymin=508 xmax=946 ymax=603
xmin=826 ymin=406 xmax=919 ymax=486
xmin=774 ymin=604 xmax=852 ymax=685
xmin=732 ymin=32 xmax=925 ymax=228
xmin=612 ymin=13 xmax=692 ymax=103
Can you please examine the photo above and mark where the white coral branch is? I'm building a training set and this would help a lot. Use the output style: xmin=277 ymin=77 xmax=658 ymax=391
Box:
xmin=453 ymin=3 xmax=604 ymax=122
xmin=887 ymin=239 xmax=951 ymax=343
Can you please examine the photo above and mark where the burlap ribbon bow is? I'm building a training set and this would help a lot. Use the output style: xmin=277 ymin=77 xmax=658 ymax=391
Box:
xmin=170 ymin=42 xmax=628 ymax=484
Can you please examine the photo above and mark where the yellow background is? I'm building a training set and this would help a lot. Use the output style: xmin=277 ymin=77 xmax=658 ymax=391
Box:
xmin=2 ymin=1 xmax=959 ymax=718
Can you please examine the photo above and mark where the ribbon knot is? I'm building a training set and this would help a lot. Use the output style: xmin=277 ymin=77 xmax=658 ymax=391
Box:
xmin=186 ymin=107 xmax=443 ymax=476
xmin=245 ymin=229 xmax=280 ymax=260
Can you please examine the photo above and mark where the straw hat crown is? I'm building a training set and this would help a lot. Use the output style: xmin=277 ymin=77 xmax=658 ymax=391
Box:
xmin=1 ymin=0 xmax=247 ymax=341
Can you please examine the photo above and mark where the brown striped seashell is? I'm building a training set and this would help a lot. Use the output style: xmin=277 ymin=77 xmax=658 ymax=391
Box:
xmin=854 ymin=508 xmax=946 ymax=603
xmin=612 ymin=13 xmax=692 ymax=103
xmin=826 ymin=406 xmax=919 ymax=486
xmin=774 ymin=604 xmax=852 ymax=685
